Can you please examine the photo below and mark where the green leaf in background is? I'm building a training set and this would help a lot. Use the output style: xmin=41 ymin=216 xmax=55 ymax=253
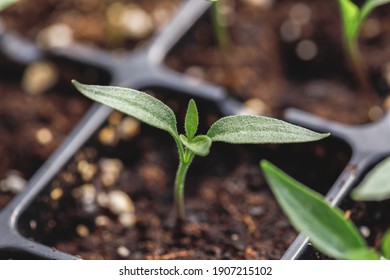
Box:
xmin=185 ymin=99 xmax=199 ymax=141
xmin=339 ymin=0 xmax=390 ymax=40
xmin=0 ymin=0 xmax=19 ymax=11
xmin=207 ymin=115 xmax=330 ymax=144
xmin=260 ymin=160 xmax=368 ymax=260
xmin=345 ymin=248 xmax=380 ymax=260
xmin=339 ymin=0 xmax=360 ymax=40
xmin=180 ymin=134 xmax=211 ymax=157
xmin=360 ymin=0 xmax=390 ymax=22
xmin=351 ymin=157 xmax=390 ymax=201
xmin=381 ymin=229 xmax=390 ymax=259
xmin=72 ymin=80 xmax=179 ymax=139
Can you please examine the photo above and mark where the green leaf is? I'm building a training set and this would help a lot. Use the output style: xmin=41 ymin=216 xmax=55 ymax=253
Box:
xmin=351 ymin=157 xmax=390 ymax=201
xmin=207 ymin=115 xmax=330 ymax=144
xmin=260 ymin=160 xmax=368 ymax=260
xmin=339 ymin=0 xmax=390 ymax=40
xmin=0 ymin=0 xmax=19 ymax=11
xmin=72 ymin=80 xmax=179 ymax=139
xmin=345 ymin=248 xmax=380 ymax=260
xmin=185 ymin=99 xmax=199 ymax=141
xmin=381 ymin=229 xmax=390 ymax=259
xmin=360 ymin=0 xmax=390 ymax=22
xmin=180 ymin=134 xmax=211 ymax=157
xmin=339 ymin=0 xmax=360 ymax=40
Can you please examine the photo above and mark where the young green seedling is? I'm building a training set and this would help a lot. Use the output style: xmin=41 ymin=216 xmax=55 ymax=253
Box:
xmin=338 ymin=0 xmax=390 ymax=105
xmin=261 ymin=160 xmax=390 ymax=260
xmin=208 ymin=0 xmax=230 ymax=53
xmin=72 ymin=80 xmax=329 ymax=225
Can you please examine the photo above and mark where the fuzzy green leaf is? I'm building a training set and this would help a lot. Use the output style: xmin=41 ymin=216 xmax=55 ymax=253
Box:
xmin=180 ymin=134 xmax=211 ymax=157
xmin=72 ymin=80 xmax=179 ymax=139
xmin=260 ymin=160 xmax=368 ymax=260
xmin=185 ymin=99 xmax=199 ymax=141
xmin=345 ymin=248 xmax=380 ymax=260
xmin=351 ymin=157 xmax=390 ymax=201
xmin=381 ymin=229 xmax=390 ymax=259
xmin=207 ymin=115 xmax=330 ymax=144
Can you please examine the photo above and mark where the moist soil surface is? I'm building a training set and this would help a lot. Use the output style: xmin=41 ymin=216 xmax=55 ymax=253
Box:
xmin=1 ymin=0 xmax=389 ymax=259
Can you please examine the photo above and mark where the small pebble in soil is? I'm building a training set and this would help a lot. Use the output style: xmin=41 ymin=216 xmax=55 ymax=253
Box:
xmin=106 ymin=190 xmax=134 ymax=214
xmin=184 ymin=66 xmax=206 ymax=80
xmin=280 ymin=20 xmax=301 ymax=42
xmin=118 ymin=117 xmax=140 ymax=140
xmin=35 ymin=127 xmax=53 ymax=145
xmin=95 ymin=215 xmax=110 ymax=227
xmin=0 ymin=171 xmax=27 ymax=194
xmin=72 ymin=184 xmax=97 ymax=213
xmin=98 ymin=126 xmax=118 ymax=146
xmin=117 ymin=246 xmax=130 ymax=258
xmin=249 ymin=206 xmax=265 ymax=217
xmin=37 ymin=23 xmax=74 ymax=49
xmin=368 ymin=105 xmax=384 ymax=121
xmin=22 ymin=61 xmax=58 ymax=95
xmin=359 ymin=226 xmax=371 ymax=238
xmin=98 ymin=158 xmax=123 ymax=187
xmin=76 ymin=224 xmax=90 ymax=238
xmin=50 ymin=187 xmax=63 ymax=201
xmin=241 ymin=98 xmax=270 ymax=116
xmin=296 ymin=39 xmax=318 ymax=61
xmin=289 ymin=3 xmax=312 ymax=26
xmin=77 ymin=160 xmax=97 ymax=182
xmin=242 ymin=0 xmax=274 ymax=8
xmin=108 ymin=111 xmax=123 ymax=126
xmin=361 ymin=18 xmax=382 ymax=39
xmin=29 ymin=220 xmax=37 ymax=230
xmin=107 ymin=3 xmax=154 ymax=40
xmin=118 ymin=212 xmax=136 ymax=228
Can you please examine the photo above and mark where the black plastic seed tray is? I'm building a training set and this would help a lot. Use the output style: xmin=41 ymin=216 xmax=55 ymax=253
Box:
xmin=0 ymin=0 xmax=389 ymax=260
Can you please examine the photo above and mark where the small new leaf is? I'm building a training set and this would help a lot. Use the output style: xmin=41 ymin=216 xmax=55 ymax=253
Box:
xmin=207 ymin=115 xmax=330 ymax=144
xmin=261 ymin=160 xmax=368 ymax=260
xmin=351 ymin=157 xmax=390 ymax=201
xmin=180 ymin=134 xmax=211 ymax=157
xmin=185 ymin=99 xmax=199 ymax=141
xmin=72 ymin=80 xmax=179 ymax=139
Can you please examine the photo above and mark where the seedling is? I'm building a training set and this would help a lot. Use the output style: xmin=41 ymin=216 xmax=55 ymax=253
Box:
xmin=338 ymin=0 xmax=390 ymax=105
xmin=209 ymin=0 xmax=230 ymax=53
xmin=261 ymin=160 xmax=390 ymax=260
xmin=72 ymin=80 xmax=329 ymax=225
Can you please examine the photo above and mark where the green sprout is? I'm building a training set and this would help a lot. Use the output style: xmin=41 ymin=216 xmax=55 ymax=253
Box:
xmin=72 ymin=80 xmax=329 ymax=225
xmin=338 ymin=0 xmax=390 ymax=104
xmin=261 ymin=159 xmax=390 ymax=260
xmin=209 ymin=0 xmax=230 ymax=53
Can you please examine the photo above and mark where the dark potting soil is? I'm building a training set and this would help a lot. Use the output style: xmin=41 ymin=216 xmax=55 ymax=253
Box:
xmin=0 ymin=0 xmax=389 ymax=259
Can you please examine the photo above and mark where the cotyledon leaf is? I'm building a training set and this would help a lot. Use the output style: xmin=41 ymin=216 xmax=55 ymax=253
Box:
xmin=72 ymin=80 xmax=179 ymax=139
xmin=207 ymin=115 xmax=330 ymax=144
